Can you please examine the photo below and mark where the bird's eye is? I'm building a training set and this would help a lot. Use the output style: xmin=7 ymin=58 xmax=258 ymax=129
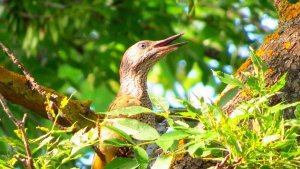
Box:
xmin=138 ymin=42 xmax=148 ymax=49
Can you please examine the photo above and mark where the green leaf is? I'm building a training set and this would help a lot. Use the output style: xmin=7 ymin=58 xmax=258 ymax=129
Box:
xmin=260 ymin=165 xmax=271 ymax=169
xmin=71 ymin=128 xmax=98 ymax=145
xmin=285 ymin=119 xmax=300 ymax=127
xmin=102 ymin=124 xmax=135 ymax=144
xmin=262 ymin=134 xmax=280 ymax=145
xmin=246 ymin=76 xmax=260 ymax=92
xmin=134 ymin=146 xmax=149 ymax=169
xmin=109 ymin=118 xmax=160 ymax=141
xmin=0 ymin=157 xmax=17 ymax=169
xmin=104 ymin=158 xmax=138 ymax=169
xmin=104 ymin=138 xmax=132 ymax=147
xmin=269 ymin=101 xmax=300 ymax=113
xmin=216 ymin=86 xmax=239 ymax=107
xmin=150 ymin=94 xmax=169 ymax=111
xmin=151 ymin=155 xmax=173 ymax=169
xmin=188 ymin=0 xmax=195 ymax=16
xmin=156 ymin=130 xmax=189 ymax=151
xmin=212 ymin=106 xmax=224 ymax=122
xmin=99 ymin=106 xmax=154 ymax=116
xmin=49 ymin=21 xmax=59 ymax=43
xmin=180 ymin=99 xmax=202 ymax=115
xmin=250 ymin=48 xmax=268 ymax=74
xmin=294 ymin=103 xmax=300 ymax=118
xmin=213 ymin=71 xmax=245 ymax=90
xmin=284 ymin=126 xmax=298 ymax=139
xmin=0 ymin=137 xmax=23 ymax=148
xmin=188 ymin=142 xmax=205 ymax=157
xmin=269 ymin=73 xmax=287 ymax=93
xmin=33 ymin=135 xmax=55 ymax=153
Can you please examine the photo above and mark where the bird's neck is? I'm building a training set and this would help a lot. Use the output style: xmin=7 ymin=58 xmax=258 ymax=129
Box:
xmin=119 ymin=71 xmax=152 ymax=108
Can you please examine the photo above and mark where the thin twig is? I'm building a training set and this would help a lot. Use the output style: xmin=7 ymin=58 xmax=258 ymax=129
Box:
xmin=0 ymin=94 xmax=34 ymax=169
xmin=0 ymin=43 xmax=45 ymax=96
xmin=0 ymin=42 xmax=62 ymax=125
xmin=21 ymin=114 xmax=34 ymax=169
xmin=215 ymin=153 xmax=230 ymax=169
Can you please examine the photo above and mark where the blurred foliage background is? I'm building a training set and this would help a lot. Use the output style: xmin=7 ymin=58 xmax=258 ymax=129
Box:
xmin=0 ymin=0 xmax=277 ymax=167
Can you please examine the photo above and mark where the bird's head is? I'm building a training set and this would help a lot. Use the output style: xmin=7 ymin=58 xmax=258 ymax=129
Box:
xmin=120 ymin=33 xmax=187 ymax=76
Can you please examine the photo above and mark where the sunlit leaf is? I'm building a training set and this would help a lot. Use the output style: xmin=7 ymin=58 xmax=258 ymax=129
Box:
xmin=36 ymin=126 xmax=50 ymax=132
xmin=213 ymin=71 xmax=246 ymax=90
xmin=262 ymin=134 xmax=280 ymax=145
xmin=104 ymin=138 xmax=132 ymax=147
xmin=13 ymin=129 xmax=23 ymax=140
xmin=151 ymin=155 xmax=173 ymax=169
xmin=269 ymin=101 xmax=300 ymax=113
xmin=32 ymin=135 xmax=55 ymax=154
xmin=102 ymin=124 xmax=135 ymax=144
xmin=180 ymin=99 xmax=202 ymax=115
xmin=150 ymin=94 xmax=169 ymax=111
xmin=156 ymin=130 xmax=189 ymax=151
xmin=109 ymin=118 xmax=160 ymax=141
xmin=295 ymin=104 xmax=300 ymax=118
xmin=188 ymin=142 xmax=205 ymax=157
xmin=104 ymin=158 xmax=138 ymax=169
xmin=0 ymin=137 xmax=23 ymax=148
xmin=246 ymin=76 xmax=260 ymax=92
xmin=0 ymin=157 xmax=17 ymax=168
xmin=250 ymin=48 xmax=268 ymax=75
xmin=134 ymin=146 xmax=149 ymax=169
xmin=98 ymin=106 xmax=154 ymax=116
xmin=60 ymin=96 xmax=69 ymax=109
xmin=269 ymin=73 xmax=287 ymax=93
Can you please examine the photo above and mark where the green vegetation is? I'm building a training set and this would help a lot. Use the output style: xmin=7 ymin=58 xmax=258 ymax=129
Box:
xmin=2 ymin=1 xmax=298 ymax=169
xmin=2 ymin=52 xmax=298 ymax=168
xmin=97 ymin=52 xmax=300 ymax=168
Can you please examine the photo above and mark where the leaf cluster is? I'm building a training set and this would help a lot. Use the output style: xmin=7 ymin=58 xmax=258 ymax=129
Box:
xmin=1 ymin=52 xmax=299 ymax=168
xmin=97 ymin=52 xmax=300 ymax=168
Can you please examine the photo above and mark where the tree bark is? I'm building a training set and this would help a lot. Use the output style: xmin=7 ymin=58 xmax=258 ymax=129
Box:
xmin=173 ymin=0 xmax=300 ymax=168
xmin=0 ymin=66 xmax=98 ymax=130
xmin=221 ymin=0 xmax=300 ymax=118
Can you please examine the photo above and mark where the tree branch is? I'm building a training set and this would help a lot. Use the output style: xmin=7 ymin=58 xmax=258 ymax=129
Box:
xmin=0 ymin=41 xmax=102 ymax=130
xmin=0 ymin=65 xmax=100 ymax=130
xmin=0 ymin=43 xmax=45 ymax=96
xmin=0 ymin=94 xmax=34 ymax=169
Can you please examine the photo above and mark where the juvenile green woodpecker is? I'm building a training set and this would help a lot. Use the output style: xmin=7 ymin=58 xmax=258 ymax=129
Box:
xmin=92 ymin=33 xmax=187 ymax=169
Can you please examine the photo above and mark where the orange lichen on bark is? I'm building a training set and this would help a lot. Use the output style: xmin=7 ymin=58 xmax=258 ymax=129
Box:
xmin=241 ymin=91 xmax=249 ymax=98
xmin=264 ymin=31 xmax=279 ymax=44
xmin=265 ymin=68 xmax=273 ymax=75
xmin=266 ymin=50 xmax=273 ymax=58
xmin=255 ymin=48 xmax=264 ymax=57
xmin=235 ymin=58 xmax=252 ymax=76
xmin=174 ymin=139 xmax=186 ymax=160
xmin=279 ymin=1 xmax=300 ymax=21
xmin=284 ymin=42 xmax=291 ymax=49
xmin=0 ymin=66 xmax=98 ymax=129
xmin=276 ymin=0 xmax=291 ymax=19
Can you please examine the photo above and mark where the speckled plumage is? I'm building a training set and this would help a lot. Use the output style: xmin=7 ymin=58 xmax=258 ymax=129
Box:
xmin=92 ymin=34 xmax=186 ymax=169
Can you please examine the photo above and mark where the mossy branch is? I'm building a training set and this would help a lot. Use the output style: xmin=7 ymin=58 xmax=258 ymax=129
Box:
xmin=0 ymin=65 xmax=99 ymax=130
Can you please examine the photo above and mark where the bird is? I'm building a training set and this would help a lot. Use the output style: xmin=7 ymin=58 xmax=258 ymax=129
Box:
xmin=91 ymin=33 xmax=187 ymax=169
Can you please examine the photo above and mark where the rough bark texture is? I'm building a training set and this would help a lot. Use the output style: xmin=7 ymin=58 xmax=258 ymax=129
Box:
xmin=222 ymin=0 xmax=300 ymax=118
xmin=173 ymin=0 xmax=300 ymax=168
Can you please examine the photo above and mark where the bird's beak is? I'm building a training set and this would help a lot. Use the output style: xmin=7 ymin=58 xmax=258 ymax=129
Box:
xmin=140 ymin=33 xmax=187 ymax=65
xmin=154 ymin=33 xmax=188 ymax=51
